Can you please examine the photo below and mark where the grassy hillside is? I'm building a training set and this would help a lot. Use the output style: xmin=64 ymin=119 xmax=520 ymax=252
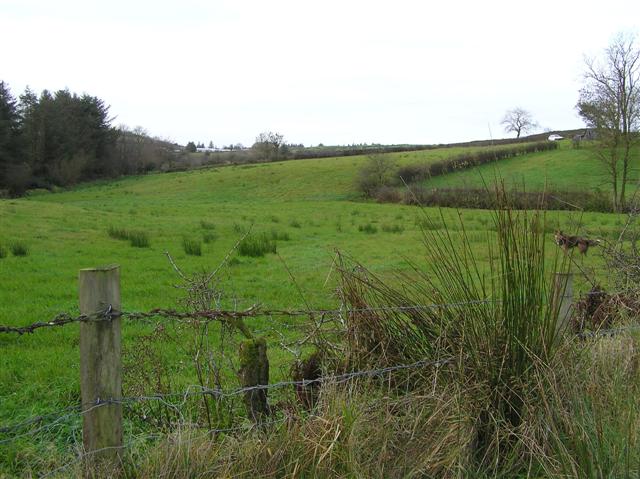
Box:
xmin=0 ymin=143 xmax=631 ymax=475
xmin=422 ymin=140 xmax=640 ymax=193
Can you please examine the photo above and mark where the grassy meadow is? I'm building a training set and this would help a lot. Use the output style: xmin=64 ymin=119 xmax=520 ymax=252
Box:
xmin=0 ymin=141 xmax=636 ymax=475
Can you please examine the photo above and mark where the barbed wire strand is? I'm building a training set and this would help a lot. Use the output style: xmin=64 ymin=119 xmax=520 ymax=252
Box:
xmin=0 ymin=356 xmax=451 ymax=445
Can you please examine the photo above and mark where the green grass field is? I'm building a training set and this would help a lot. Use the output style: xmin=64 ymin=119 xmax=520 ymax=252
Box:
xmin=0 ymin=142 xmax=632 ymax=474
xmin=423 ymin=140 xmax=640 ymax=192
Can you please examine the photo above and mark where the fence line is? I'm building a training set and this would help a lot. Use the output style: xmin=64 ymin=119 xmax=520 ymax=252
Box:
xmin=0 ymin=356 xmax=452 ymax=446
xmin=2 ymin=288 xmax=630 ymax=337
xmin=0 ymin=300 xmax=501 ymax=336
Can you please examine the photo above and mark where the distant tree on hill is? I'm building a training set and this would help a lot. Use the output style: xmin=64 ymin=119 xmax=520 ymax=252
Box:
xmin=185 ymin=141 xmax=197 ymax=153
xmin=357 ymin=152 xmax=397 ymax=197
xmin=577 ymin=32 xmax=640 ymax=212
xmin=208 ymin=140 xmax=214 ymax=149
xmin=252 ymin=131 xmax=286 ymax=161
xmin=501 ymin=108 xmax=538 ymax=138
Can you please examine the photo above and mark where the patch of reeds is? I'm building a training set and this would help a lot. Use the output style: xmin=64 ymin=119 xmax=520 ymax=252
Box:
xmin=10 ymin=241 xmax=29 ymax=256
xmin=128 ymin=231 xmax=150 ymax=248
xmin=183 ymin=237 xmax=202 ymax=256
xmin=238 ymin=233 xmax=277 ymax=257
xmin=358 ymin=223 xmax=377 ymax=234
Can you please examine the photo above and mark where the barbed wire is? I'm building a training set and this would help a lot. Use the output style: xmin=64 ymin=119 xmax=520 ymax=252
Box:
xmin=0 ymin=299 xmax=500 ymax=336
xmin=0 ymin=356 xmax=451 ymax=446
xmin=2 ymin=290 xmax=636 ymax=337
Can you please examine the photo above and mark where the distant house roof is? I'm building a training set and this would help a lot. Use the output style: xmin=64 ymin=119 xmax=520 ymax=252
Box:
xmin=548 ymin=134 xmax=564 ymax=141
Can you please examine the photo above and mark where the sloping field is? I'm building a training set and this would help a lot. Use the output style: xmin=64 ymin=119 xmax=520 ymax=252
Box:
xmin=0 ymin=144 xmax=627 ymax=474
xmin=422 ymin=140 xmax=640 ymax=193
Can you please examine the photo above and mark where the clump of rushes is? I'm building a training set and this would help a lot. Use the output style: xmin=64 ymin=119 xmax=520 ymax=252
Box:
xmin=10 ymin=241 xmax=29 ymax=256
xmin=0 ymin=244 xmax=8 ymax=258
xmin=128 ymin=231 xmax=150 ymax=248
xmin=107 ymin=226 xmax=130 ymax=240
xmin=358 ymin=223 xmax=377 ymax=234
xmin=183 ymin=237 xmax=202 ymax=256
xmin=238 ymin=233 xmax=277 ymax=257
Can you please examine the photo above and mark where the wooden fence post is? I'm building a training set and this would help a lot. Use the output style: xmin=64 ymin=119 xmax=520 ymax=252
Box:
xmin=553 ymin=272 xmax=574 ymax=336
xmin=79 ymin=265 xmax=123 ymax=471
xmin=239 ymin=337 xmax=269 ymax=422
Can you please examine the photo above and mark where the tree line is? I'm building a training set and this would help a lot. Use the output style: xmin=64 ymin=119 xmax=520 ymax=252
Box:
xmin=0 ymin=82 xmax=179 ymax=196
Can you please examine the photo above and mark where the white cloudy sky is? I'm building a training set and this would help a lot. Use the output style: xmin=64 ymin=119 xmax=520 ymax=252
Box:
xmin=1 ymin=0 xmax=639 ymax=146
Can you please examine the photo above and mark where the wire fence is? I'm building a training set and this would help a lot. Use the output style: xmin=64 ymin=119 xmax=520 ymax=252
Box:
xmin=0 ymin=354 xmax=452 ymax=447
xmin=2 ymin=290 xmax=639 ymax=477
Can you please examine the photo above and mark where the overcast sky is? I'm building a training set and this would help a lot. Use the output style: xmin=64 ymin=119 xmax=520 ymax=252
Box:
xmin=1 ymin=0 xmax=639 ymax=147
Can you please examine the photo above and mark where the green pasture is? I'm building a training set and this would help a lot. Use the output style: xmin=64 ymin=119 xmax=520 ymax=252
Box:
xmin=424 ymin=140 xmax=640 ymax=192
xmin=0 ymin=143 xmax=630 ymax=473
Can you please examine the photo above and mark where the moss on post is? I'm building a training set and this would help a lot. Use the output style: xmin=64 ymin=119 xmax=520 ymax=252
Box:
xmin=238 ymin=337 xmax=269 ymax=421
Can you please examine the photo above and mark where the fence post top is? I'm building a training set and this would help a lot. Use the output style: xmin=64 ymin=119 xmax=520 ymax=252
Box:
xmin=80 ymin=264 xmax=120 ymax=273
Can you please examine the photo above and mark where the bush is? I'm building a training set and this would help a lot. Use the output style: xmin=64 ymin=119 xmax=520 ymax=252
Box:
xmin=238 ymin=233 xmax=277 ymax=257
xmin=399 ymin=186 xmax=614 ymax=212
xmin=10 ymin=241 xmax=29 ymax=256
xmin=129 ymin=231 xmax=150 ymax=248
xmin=183 ymin=237 xmax=202 ymax=256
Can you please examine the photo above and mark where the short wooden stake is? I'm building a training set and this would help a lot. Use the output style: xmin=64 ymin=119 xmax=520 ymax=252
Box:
xmin=238 ymin=337 xmax=269 ymax=422
xmin=553 ymin=272 xmax=574 ymax=336
xmin=79 ymin=265 xmax=123 ymax=472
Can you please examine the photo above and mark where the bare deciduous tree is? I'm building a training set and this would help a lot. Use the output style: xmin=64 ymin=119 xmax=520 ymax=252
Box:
xmin=501 ymin=107 xmax=538 ymax=138
xmin=252 ymin=131 xmax=285 ymax=162
xmin=577 ymin=32 xmax=640 ymax=212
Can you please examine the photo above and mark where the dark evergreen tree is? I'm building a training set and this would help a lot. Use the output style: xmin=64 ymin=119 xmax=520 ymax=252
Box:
xmin=0 ymin=81 xmax=27 ymax=194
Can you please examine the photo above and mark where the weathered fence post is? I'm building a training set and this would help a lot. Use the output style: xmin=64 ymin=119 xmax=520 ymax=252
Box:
xmin=553 ymin=272 xmax=574 ymax=336
xmin=238 ymin=337 xmax=269 ymax=422
xmin=79 ymin=265 xmax=123 ymax=472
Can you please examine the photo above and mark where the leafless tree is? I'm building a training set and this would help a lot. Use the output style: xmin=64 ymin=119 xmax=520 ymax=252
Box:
xmin=577 ymin=32 xmax=640 ymax=212
xmin=252 ymin=131 xmax=285 ymax=162
xmin=500 ymin=107 xmax=538 ymax=138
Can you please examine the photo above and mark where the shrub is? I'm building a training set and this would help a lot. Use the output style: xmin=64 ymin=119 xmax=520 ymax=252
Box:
xmin=238 ymin=233 xmax=277 ymax=257
xmin=183 ymin=237 xmax=202 ymax=256
xmin=107 ymin=226 xmax=130 ymax=241
xmin=129 ymin=231 xmax=150 ymax=248
xmin=356 ymin=153 xmax=398 ymax=196
xmin=358 ymin=223 xmax=378 ymax=234
xmin=10 ymin=241 xmax=29 ymax=256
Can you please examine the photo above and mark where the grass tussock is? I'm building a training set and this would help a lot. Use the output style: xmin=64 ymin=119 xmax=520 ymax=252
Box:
xmin=358 ymin=223 xmax=378 ymax=234
xmin=199 ymin=220 xmax=216 ymax=230
xmin=128 ymin=231 xmax=150 ymax=248
xmin=0 ymin=244 xmax=7 ymax=259
xmin=10 ymin=241 xmax=29 ymax=256
xmin=123 ymin=380 xmax=476 ymax=478
xmin=182 ymin=237 xmax=202 ymax=256
xmin=238 ymin=233 xmax=277 ymax=257
xmin=107 ymin=225 xmax=129 ymax=241
xmin=107 ymin=226 xmax=150 ymax=248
